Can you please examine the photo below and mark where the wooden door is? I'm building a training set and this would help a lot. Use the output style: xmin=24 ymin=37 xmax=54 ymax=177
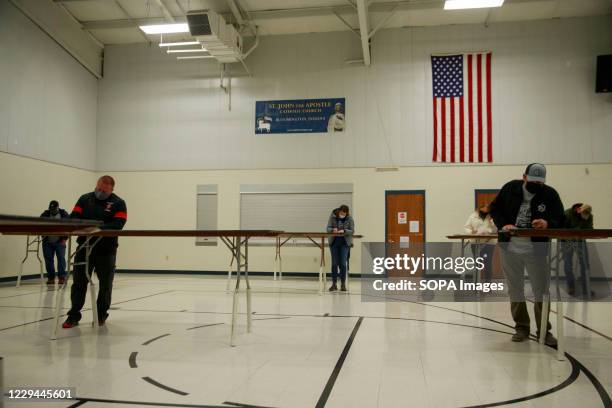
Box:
xmin=475 ymin=189 xmax=499 ymax=210
xmin=385 ymin=191 xmax=426 ymax=277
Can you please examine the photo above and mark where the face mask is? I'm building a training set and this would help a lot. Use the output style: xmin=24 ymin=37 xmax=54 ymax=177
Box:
xmin=525 ymin=182 xmax=543 ymax=194
xmin=94 ymin=190 xmax=110 ymax=200
xmin=50 ymin=209 xmax=59 ymax=215
xmin=478 ymin=211 xmax=488 ymax=219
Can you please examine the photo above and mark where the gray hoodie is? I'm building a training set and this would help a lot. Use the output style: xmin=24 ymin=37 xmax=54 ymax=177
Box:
xmin=326 ymin=211 xmax=355 ymax=247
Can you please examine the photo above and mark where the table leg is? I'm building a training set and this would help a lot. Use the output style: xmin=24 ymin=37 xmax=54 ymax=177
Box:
xmin=556 ymin=300 xmax=565 ymax=361
xmin=583 ymin=241 xmax=592 ymax=301
xmin=226 ymin=253 xmax=234 ymax=292
xmin=245 ymin=238 xmax=252 ymax=333
xmin=36 ymin=237 xmax=44 ymax=286
xmin=230 ymin=237 xmax=241 ymax=347
xmin=0 ymin=356 xmax=4 ymax=408
xmin=539 ymin=293 xmax=549 ymax=345
xmin=319 ymin=238 xmax=325 ymax=295
xmin=273 ymin=238 xmax=278 ymax=281
xmin=82 ymin=238 xmax=99 ymax=329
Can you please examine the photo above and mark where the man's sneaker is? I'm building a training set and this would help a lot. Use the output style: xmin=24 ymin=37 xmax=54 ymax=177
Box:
xmin=62 ymin=320 xmax=79 ymax=329
xmin=540 ymin=332 xmax=558 ymax=347
xmin=511 ymin=331 xmax=529 ymax=342
xmin=46 ymin=278 xmax=55 ymax=285
xmin=340 ymin=282 xmax=347 ymax=292
xmin=58 ymin=277 xmax=66 ymax=285
xmin=98 ymin=319 xmax=106 ymax=326
xmin=329 ymin=284 xmax=338 ymax=292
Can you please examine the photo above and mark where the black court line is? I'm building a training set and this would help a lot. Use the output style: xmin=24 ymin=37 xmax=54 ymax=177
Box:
xmin=0 ymin=316 xmax=55 ymax=332
xmin=0 ymin=305 xmax=62 ymax=309
xmin=562 ymin=315 xmax=612 ymax=342
xmin=461 ymin=352 xmax=581 ymax=408
xmin=66 ymin=400 xmax=88 ymax=408
xmin=186 ymin=323 xmax=224 ymax=331
xmin=129 ymin=351 xmax=138 ymax=368
xmin=142 ymin=333 xmax=171 ymax=346
xmin=68 ymin=397 xmax=227 ymax=407
xmin=323 ymin=313 xmax=330 ymax=317
xmin=315 ymin=316 xmax=363 ymax=408
xmin=251 ymin=317 xmax=291 ymax=321
xmin=112 ymin=290 xmax=174 ymax=305
xmin=570 ymin=353 xmax=612 ymax=407
xmin=142 ymin=377 xmax=189 ymax=396
xmin=525 ymin=299 xmax=612 ymax=342
xmin=223 ymin=401 xmax=276 ymax=408
xmin=0 ymin=290 xmax=45 ymax=299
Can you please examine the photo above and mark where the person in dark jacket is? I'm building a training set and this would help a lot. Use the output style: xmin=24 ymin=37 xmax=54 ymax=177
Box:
xmin=40 ymin=200 xmax=69 ymax=285
xmin=562 ymin=203 xmax=593 ymax=296
xmin=489 ymin=163 xmax=564 ymax=346
xmin=326 ymin=205 xmax=354 ymax=292
xmin=63 ymin=175 xmax=127 ymax=328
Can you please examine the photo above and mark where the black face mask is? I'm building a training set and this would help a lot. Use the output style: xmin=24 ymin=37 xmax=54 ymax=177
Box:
xmin=525 ymin=182 xmax=543 ymax=194
xmin=478 ymin=211 xmax=488 ymax=219
xmin=50 ymin=209 xmax=59 ymax=215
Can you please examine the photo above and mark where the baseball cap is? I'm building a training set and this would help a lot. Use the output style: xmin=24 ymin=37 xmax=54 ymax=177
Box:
xmin=49 ymin=200 xmax=59 ymax=210
xmin=524 ymin=163 xmax=546 ymax=183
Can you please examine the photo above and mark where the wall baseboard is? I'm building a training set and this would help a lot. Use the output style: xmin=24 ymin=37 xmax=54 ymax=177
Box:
xmin=115 ymin=269 xmax=364 ymax=278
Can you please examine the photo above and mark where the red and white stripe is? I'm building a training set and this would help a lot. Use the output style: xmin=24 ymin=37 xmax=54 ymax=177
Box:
xmin=433 ymin=53 xmax=492 ymax=163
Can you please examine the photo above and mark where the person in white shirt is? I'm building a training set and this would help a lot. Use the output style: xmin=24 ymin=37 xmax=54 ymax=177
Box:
xmin=327 ymin=103 xmax=345 ymax=132
xmin=463 ymin=204 xmax=497 ymax=282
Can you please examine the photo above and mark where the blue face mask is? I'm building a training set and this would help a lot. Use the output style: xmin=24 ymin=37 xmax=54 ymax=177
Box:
xmin=94 ymin=190 xmax=110 ymax=200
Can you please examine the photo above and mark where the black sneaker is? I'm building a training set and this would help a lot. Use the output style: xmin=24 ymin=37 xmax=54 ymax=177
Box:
xmin=511 ymin=331 xmax=529 ymax=342
xmin=46 ymin=278 xmax=55 ymax=285
xmin=329 ymin=284 xmax=337 ymax=292
xmin=340 ymin=283 xmax=347 ymax=292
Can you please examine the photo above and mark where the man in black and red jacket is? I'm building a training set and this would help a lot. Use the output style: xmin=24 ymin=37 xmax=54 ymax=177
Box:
xmin=63 ymin=175 xmax=127 ymax=328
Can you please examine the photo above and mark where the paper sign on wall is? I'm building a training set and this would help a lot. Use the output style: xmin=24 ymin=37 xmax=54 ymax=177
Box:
xmin=409 ymin=220 xmax=419 ymax=233
xmin=398 ymin=212 xmax=407 ymax=224
xmin=400 ymin=236 xmax=410 ymax=248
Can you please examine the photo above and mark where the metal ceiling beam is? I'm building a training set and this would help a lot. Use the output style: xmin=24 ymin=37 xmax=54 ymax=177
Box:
xmin=153 ymin=0 xmax=175 ymax=22
xmin=226 ymin=0 xmax=246 ymax=26
xmin=76 ymin=0 xmax=551 ymax=31
xmin=82 ymin=17 xmax=174 ymax=30
xmin=113 ymin=0 xmax=150 ymax=41
xmin=356 ymin=0 xmax=370 ymax=66
xmin=332 ymin=10 xmax=361 ymax=39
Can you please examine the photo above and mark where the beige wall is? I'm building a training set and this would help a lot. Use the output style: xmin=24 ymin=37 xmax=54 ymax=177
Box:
xmin=0 ymin=152 xmax=95 ymax=279
xmin=105 ymin=163 xmax=612 ymax=275
xmin=2 ymin=153 xmax=610 ymax=279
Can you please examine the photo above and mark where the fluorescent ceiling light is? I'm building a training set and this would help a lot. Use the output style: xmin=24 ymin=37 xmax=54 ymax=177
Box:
xmin=139 ymin=23 xmax=189 ymax=34
xmin=167 ymin=48 xmax=208 ymax=54
xmin=176 ymin=56 xmax=215 ymax=60
xmin=444 ymin=0 xmax=504 ymax=10
xmin=159 ymin=41 xmax=200 ymax=47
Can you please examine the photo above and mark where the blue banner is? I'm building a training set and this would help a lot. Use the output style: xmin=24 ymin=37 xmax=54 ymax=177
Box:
xmin=255 ymin=98 xmax=346 ymax=134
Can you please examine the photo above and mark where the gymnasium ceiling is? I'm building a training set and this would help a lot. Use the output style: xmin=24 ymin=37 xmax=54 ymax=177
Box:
xmin=52 ymin=0 xmax=612 ymax=45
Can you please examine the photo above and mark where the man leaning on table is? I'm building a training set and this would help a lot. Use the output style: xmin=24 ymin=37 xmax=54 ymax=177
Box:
xmin=489 ymin=163 xmax=564 ymax=346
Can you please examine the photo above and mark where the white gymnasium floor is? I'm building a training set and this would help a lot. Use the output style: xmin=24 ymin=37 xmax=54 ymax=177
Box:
xmin=0 ymin=274 xmax=610 ymax=408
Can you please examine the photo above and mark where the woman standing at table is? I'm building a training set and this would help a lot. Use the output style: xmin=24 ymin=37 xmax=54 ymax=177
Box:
xmin=327 ymin=205 xmax=354 ymax=292
xmin=463 ymin=204 xmax=497 ymax=282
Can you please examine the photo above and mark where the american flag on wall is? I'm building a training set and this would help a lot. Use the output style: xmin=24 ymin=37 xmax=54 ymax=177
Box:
xmin=431 ymin=53 xmax=492 ymax=163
